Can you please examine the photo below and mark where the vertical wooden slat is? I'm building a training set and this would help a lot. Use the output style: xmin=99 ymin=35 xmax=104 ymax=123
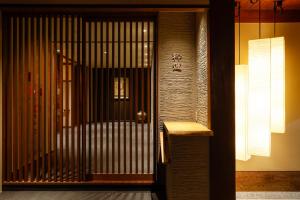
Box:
xmin=16 ymin=16 xmax=20 ymax=180
xmin=17 ymin=16 xmax=21 ymax=181
xmin=77 ymin=18 xmax=82 ymax=178
xmin=112 ymin=21 xmax=115 ymax=174
xmin=76 ymin=16 xmax=81 ymax=181
xmin=123 ymin=21 xmax=127 ymax=174
xmin=18 ymin=16 xmax=23 ymax=181
xmin=7 ymin=16 xmax=12 ymax=182
xmin=38 ymin=16 xmax=43 ymax=181
xmin=135 ymin=21 xmax=139 ymax=174
xmin=36 ymin=16 xmax=40 ymax=181
xmin=22 ymin=16 xmax=27 ymax=182
xmin=117 ymin=21 xmax=120 ymax=174
xmin=147 ymin=20 xmax=151 ymax=174
xmin=7 ymin=16 xmax=13 ymax=181
xmin=47 ymin=15 xmax=52 ymax=180
xmin=65 ymin=15 xmax=70 ymax=180
xmin=44 ymin=15 xmax=48 ymax=181
xmin=88 ymin=21 xmax=92 ymax=174
xmin=53 ymin=15 xmax=58 ymax=181
xmin=100 ymin=20 xmax=104 ymax=174
xmin=44 ymin=16 xmax=48 ymax=181
xmin=129 ymin=20 xmax=133 ymax=174
xmin=154 ymin=19 xmax=158 ymax=179
xmin=22 ymin=16 xmax=26 ymax=181
xmin=2 ymin=15 xmax=7 ymax=182
xmin=82 ymin=16 xmax=87 ymax=180
xmin=24 ymin=16 xmax=29 ymax=181
xmin=8 ymin=16 xmax=13 ymax=181
xmin=3 ymin=15 xmax=8 ymax=182
xmin=59 ymin=15 xmax=63 ymax=181
xmin=12 ymin=16 xmax=17 ymax=182
xmin=15 ymin=16 xmax=20 ymax=181
xmin=141 ymin=21 xmax=145 ymax=174
xmin=30 ymin=16 xmax=35 ymax=181
xmin=106 ymin=21 xmax=110 ymax=174
xmin=94 ymin=21 xmax=98 ymax=173
xmin=71 ymin=15 xmax=75 ymax=181
xmin=41 ymin=15 xmax=46 ymax=181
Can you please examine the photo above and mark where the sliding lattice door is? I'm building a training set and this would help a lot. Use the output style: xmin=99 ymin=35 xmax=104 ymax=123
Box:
xmin=2 ymin=14 xmax=156 ymax=184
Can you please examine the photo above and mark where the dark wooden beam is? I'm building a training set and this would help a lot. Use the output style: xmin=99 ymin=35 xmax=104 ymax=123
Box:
xmin=0 ymin=5 xmax=207 ymax=15
xmin=235 ymin=9 xmax=300 ymax=23
xmin=237 ymin=171 xmax=300 ymax=191
xmin=209 ymin=0 xmax=236 ymax=200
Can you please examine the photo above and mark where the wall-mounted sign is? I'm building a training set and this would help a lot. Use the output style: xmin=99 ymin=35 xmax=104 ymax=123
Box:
xmin=172 ymin=53 xmax=182 ymax=72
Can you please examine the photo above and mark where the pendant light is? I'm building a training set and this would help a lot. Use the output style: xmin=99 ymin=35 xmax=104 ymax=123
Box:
xmin=248 ymin=0 xmax=272 ymax=157
xmin=236 ymin=0 xmax=286 ymax=161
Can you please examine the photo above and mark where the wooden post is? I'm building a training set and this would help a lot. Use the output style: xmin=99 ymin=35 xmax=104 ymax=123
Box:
xmin=209 ymin=0 xmax=235 ymax=200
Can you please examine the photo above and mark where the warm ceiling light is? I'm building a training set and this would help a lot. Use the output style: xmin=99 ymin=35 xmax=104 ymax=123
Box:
xmin=271 ymin=37 xmax=285 ymax=133
xmin=248 ymin=38 xmax=271 ymax=157
xmin=235 ymin=64 xmax=250 ymax=161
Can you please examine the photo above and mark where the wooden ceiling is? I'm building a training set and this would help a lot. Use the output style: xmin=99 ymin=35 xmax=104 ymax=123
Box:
xmin=239 ymin=0 xmax=300 ymax=10
xmin=237 ymin=0 xmax=300 ymax=22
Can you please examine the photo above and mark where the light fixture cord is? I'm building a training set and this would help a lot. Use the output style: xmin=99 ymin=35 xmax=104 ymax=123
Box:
xmin=274 ymin=1 xmax=277 ymax=37
xmin=259 ymin=0 xmax=261 ymax=38
xmin=238 ymin=1 xmax=241 ymax=65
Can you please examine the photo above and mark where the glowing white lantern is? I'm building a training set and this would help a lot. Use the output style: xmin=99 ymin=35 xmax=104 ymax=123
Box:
xmin=235 ymin=37 xmax=285 ymax=161
xmin=271 ymin=37 xmax=285 ymax=133
xmin=235 ymin=65 xmax=251 ymax=161
xmin=248 ymin=38 xmax=271 ymax=157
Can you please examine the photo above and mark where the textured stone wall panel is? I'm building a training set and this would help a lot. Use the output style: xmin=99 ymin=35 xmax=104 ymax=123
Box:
xmin=196 ymin=13 xmax=208 ymax=126
xmin=158 ymin=13 xmax=196 ymax=127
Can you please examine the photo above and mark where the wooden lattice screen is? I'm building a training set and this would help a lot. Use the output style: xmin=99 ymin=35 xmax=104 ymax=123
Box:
xmin=2 ymin=13 xmax=157 ymax=184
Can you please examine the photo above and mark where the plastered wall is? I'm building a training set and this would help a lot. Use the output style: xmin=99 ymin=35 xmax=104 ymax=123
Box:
xmin=236 ymin=23 xmax=300 ymax=171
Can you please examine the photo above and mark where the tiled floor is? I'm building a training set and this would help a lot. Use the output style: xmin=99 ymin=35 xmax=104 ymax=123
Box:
xmin=237 ymin=192 xmax=300 ymax=200
xmin=0 ymin=191 xmax=152 ymax=200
